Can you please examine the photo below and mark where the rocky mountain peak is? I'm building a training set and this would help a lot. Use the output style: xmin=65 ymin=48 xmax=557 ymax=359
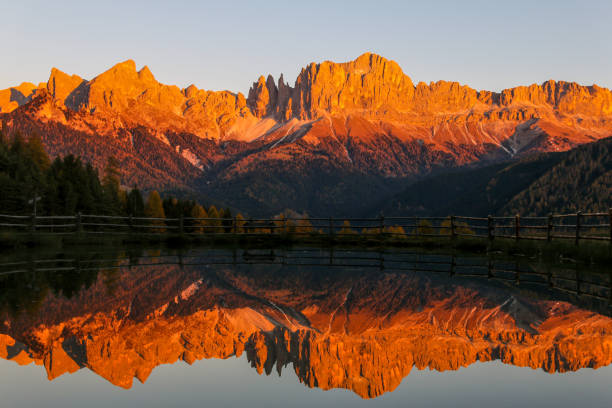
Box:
xmin=46 ymin=67 xmax=84 ymax=107
xmin=246 ymin=74 xmax=283 ymax=118
xmin=246 ymin=75 xmax=270 ymax=117
xmin=0 ymin=82 xmax=39 ymax=113
xmin=106 ymin=59 xmax=137 ymax=74
xmin=183 ymin=84 xmax=199 ymax=98
xmin=294 ymin=52 xmax=415 ymax=118
xmin=1 ymin=52 xmax=611 ymax=213
xmin=138 ymin=65 xmax=156 ymax=83
xmin=245 ymin=53 xmax=417 ymax=120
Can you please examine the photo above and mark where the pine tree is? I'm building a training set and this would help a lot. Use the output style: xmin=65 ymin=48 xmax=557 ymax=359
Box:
xmin=145 ymin=191 xmax=166 ymax=232
xmin=235 ymin=213 xmax=246 ymax=233
xmin=127 ymin=188 xmax=145 ymax=217
xmin=26 ymin=133 xmax=50 ymax=171
xmin=145 ymin=191 xmax=165 ymax=218
xmin=416 ymin=220 xmax=434 ymax=235
xmin=339 ymin=220 xmax=355 ymax=235
xmin=295 ymin=216 xmax=313 ymax=234
xmin=102 ymin=156 xmax=122 ymax=214
xmin=102 ymin=156 xmax=121 ymax=191
xmin=207 ymin=205 xmax=221 ymax=233
xmin=190 ymin=204 xmax=208 ymax=233
xmin=8 ymin=132 xmax=45 ymax=214
xmin=385 ymin=225 xmax=406 ymax=239
xmin=273 ymin=213 xmax=287 ymax=234
xmin=9 ymin=131 xmax=26 ymax=156
xmin=0 ymin=135 xmax=24 ymax=213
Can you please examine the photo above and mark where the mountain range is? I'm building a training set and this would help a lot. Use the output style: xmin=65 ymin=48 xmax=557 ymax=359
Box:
xmin=2 ymin=53 xmax=611 ymax=215
xmin=2 ymin=254 xmax=612 ymax=399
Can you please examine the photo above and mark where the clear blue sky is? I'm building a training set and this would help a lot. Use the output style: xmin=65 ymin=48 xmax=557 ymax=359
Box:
xmin=2 ymin=0 xmax=611 ymax=94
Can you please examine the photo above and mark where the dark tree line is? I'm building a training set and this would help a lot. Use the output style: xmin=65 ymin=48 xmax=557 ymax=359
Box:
xmin=0 ymin=131 xmax=235 ymax=221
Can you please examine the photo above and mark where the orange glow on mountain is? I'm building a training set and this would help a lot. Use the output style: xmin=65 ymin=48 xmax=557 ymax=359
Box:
xmin=2 ymin=264 xmax=612 ymax=399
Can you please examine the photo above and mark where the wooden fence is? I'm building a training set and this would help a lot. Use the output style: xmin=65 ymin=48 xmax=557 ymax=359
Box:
xmin=0 ymin=210 xmax=611 ymax=245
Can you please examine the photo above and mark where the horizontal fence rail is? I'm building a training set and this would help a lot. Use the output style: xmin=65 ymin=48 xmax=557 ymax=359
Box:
xmin=0 ymin=210 xmax=611 ymax=245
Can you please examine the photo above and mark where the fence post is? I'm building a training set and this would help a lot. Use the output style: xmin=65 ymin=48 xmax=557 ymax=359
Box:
xmin=548 ymin=267 xmax=553 ymax=288
xmin=515 ymin=214 xmax=520 ymax=241
xmin=575 ymin=211 xmax=581 ymax=246
xmin=76 ymin=212 xmax=82 ymax=234
xmin=329 ymin=217 xmax=334 ymax=239
xmin=547 ymin=213 xmax=553 ymax=242
xmin=129 ymin=215 xmax=134 ymax=234
xmin=487 ymin=215 xmax=494 ymax=241
xmin=609 ymin=208 xmax=612 ymax=245
xmin=379 ymin=215 xmax=385 ymax=237
xmin=283 ymin=217 xmax=287 ymax=235
xmin=233 ymin=216 xmax=237 ymax=234
xmin=450 ymin=215 xmax=456 ymax=240
xmin=179 ymin=214 xmax=184 ymax=236
xmin=30 ymin=213 xmax=36 ymax=233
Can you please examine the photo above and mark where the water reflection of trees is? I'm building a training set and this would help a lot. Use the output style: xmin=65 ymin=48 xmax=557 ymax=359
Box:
xmin=0 ymin=251 xmax=128 ymax=316
xmin=1 ymin=247 xmax=611 ymax=317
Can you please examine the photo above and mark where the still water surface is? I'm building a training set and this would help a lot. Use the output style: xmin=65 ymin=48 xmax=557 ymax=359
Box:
xmin=1 ymin=247 xmax=611 ymax=407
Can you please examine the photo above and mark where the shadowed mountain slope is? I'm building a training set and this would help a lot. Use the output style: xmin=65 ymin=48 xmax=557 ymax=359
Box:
xmin=2 ymin=53 xmax=611 ymax=215
xmin=381 ymin=136 xmax=612 ymax=216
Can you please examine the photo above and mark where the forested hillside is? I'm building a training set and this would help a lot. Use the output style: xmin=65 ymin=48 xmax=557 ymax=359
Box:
xmin=503 ymin=139 xmax=612 ymax=215
xmin=0 ymin=131 xmax=235 ymax=223
xmin=3 ymin=129 xmax=609 ymax=220
xmin=381 ymin=137 xmax=612 ymax=216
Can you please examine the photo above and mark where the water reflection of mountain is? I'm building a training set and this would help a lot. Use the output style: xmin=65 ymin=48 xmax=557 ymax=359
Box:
xmin=1 ymin=248 xmax=612 ymax=399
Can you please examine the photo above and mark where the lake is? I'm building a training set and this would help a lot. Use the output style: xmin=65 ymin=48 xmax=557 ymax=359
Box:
xmin=1 ymin=246 xmax=611 ymax=407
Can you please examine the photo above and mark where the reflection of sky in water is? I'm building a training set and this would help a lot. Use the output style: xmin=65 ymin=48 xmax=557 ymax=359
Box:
xmin=1 ymin=356 xmax=611 ymax=408
xmin=2 ymin=248 xmax=612 ymax=407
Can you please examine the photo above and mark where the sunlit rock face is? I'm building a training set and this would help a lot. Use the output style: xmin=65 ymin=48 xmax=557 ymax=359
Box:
xmin=1 ymin=53 xmax=611 ymax=215
xmin=2 ymin=261 xmax=612 ymax=399
xmin=0 ymin=82 xmax=40 ymax=113
xmin=240 ymin=52 xmax=612 ymax=160
xmin=2 ymin=52 xmax=611 ymax=160
xmin=9 ymin=60 xmax=250 ymax=140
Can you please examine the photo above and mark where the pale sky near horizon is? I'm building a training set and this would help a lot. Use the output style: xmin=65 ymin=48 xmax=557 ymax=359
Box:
xmin=2 ymin=0 xmax=611 ymax=94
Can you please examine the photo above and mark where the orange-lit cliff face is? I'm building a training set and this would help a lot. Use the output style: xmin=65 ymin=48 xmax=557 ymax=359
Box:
xmin=3 ymin=53 xmax=611 ymax=155
xmin=245 ymin=53 xmax=612 ymax=161
xmin=3 ymin=60 xmax=249 ymax=139
xmin=1 ymin=53 xmax=611 ymax=215
xmin=2 ymin=264 xmax=612 ymax=399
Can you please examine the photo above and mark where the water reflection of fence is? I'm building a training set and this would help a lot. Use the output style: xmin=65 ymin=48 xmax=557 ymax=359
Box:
xmin=1 ymin=249 xmax=610 ymax=315
xmin=0 ymin=211 xmax=611 ymax=245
